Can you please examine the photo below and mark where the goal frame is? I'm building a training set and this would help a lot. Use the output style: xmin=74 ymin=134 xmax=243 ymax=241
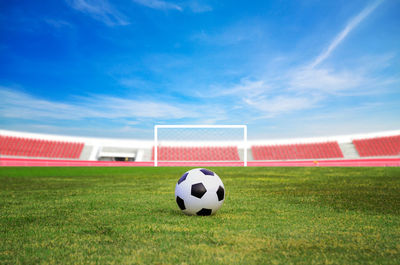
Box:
xmin=154 ymin=125 xmax=247 ymax=167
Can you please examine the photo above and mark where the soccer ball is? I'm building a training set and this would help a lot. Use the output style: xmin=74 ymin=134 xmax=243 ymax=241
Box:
xmin=175 ymin=168 xmax=225 ymax=216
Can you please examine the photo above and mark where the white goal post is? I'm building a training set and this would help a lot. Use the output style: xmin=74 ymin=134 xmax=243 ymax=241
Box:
xmin=154 ymin=125 xmax=247 ymax=166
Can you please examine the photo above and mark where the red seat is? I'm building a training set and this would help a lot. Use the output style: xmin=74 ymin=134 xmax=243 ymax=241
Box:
xmin=0 ymin=135 xmax=84 ymax=159
xmin=251 ymin=141 xmax=343 ymax=160
xmin=353 ymin=135 xmax=400 ymax=157
xmin=154 ymin=146 xmax=240 ymax=161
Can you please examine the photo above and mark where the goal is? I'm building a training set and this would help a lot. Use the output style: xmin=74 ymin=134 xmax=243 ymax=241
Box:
xmin=154 ymin=125 xmax=247 ymax=166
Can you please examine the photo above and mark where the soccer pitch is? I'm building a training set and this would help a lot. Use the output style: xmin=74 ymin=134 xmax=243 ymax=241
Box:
xmin=1 ymin=167 xmax=399 ymax=264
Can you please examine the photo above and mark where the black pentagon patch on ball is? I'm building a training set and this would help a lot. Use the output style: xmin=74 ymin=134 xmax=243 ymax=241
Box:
xmin=191 ymin=183 xmax=207 ymax=198
xmin=216 ymin=186 xmax=225 ymax=201
xmin=176 ymin=196 xmax=185 ymax=210
xmin=178 ymin=172 xmax=188 ymax=184
xmin=197 ymin=208 xmax=212 ymax=216
xmin=200 ymin=168 xmax=214 ymax=176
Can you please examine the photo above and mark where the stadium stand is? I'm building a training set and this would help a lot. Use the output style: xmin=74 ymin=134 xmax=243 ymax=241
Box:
xmin=153 ymin=146 xmax=240 ymax=161
xmin=0 ymin=135 xmax=84 ymax=159
xmin=251 ymin=142 xmax=343 ymax=160
xmin=353 ymin=135 xmax=400 ymax=157
xmin=1 ymin=129 xmax=400 ymax=166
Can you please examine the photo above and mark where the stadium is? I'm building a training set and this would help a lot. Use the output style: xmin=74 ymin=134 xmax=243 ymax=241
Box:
xmin=1 ymin=0 xmax=400 ymax=264
xmin=1 ymin=128 xmax=400 ymax=167
xmin=1 ymin=128 xmax=400 ymax=264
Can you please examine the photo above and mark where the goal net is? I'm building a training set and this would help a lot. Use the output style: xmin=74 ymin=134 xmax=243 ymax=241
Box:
xmin=154 ymin=125 xmax=247 ymax=166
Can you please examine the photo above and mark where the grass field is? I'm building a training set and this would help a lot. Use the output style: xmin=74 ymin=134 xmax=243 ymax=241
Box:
xmin=1 ymin=167 xmax=400 ymax=264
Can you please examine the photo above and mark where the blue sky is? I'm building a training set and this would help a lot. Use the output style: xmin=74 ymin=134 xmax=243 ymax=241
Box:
xmin=0 ymin=0 xmax=399 ymax=139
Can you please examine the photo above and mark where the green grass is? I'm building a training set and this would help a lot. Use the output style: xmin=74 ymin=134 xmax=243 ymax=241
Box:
xmin=1 ymin=167 xmax=400 ymax=264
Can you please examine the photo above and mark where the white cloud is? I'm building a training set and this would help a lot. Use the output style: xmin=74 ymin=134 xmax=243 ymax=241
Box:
xmin=66 ymin=0 xmax=129 ymax=26
xmin=192 ymin=20 xmax=265 ymax=46
xmin=186 ymin=1 xmax=212 ymax=13
xmin=0 ymin=87 xmax=200 ymax=121
xmin=287 ymin=53 xmax=398 ymax=96
xmin=237 ymin=63 xmax=393 ymax=116
xmin=43 ymin=19 xmax=73 ymax=28
xmin=132 ymin=0 xmax=213 ymax=13
xmin=87 ymin=95 xmax=194 ymax=119
xmin=244 ymin=95 xmax=318 ymax=116
xmin=199 ymin=54 xmax=395 ymax=118
xmin=288 ymin=67 xmax=365 ymax=94
xmin=132 ymin=0 xmax=182 ymax=11
xmin=198 ymin=79 xmax=269 ymax=98
xmin=119 ymin=78 xmax=149 ymax=89
xmin=3 ymin=123 xmax=154 ymax=139
xmin=198 ymin=1 xmax=392 ymax=118
xmin=194 ymin=78 xmax=320 ymax=117
xmin=310 ymin=0 xmax=384 ymax=68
